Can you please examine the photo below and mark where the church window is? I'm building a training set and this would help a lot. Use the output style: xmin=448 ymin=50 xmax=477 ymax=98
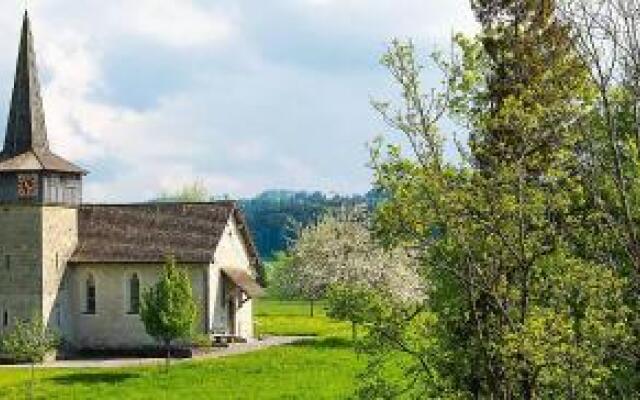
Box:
xmin=128 ymin=273 xmax=140 ymax=314
xmin=5 ymin=255 xmax=10 ymax=271
xmin=3 ymin=310 xmax=8 ymax=327
xmin=85 ymin=274 xmax=96 ymax=314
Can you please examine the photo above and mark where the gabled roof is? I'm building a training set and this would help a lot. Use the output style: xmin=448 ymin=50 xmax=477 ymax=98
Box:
xmin=0 ymin=11 xmax=85 ymax=175
xmin=69 ymin=202 xmax=265 ymax=285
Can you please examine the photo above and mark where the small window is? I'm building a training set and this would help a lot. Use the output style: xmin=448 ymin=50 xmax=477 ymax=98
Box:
xmin=3 ymin=310 xmax=8 ymax=327
xmin=128 ymin=273 xmax=140 ymax=314
xmin=85 ymin=274 xmax=96 ymax=314
xmin=5 ymin=255 xmax=10 ymax=271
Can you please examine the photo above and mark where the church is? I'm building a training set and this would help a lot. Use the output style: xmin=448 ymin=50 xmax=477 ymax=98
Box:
xmin=0 ymin=12 xmax=265 ymax=352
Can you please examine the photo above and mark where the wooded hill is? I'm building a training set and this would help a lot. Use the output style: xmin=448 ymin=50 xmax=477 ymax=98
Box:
xmin=239 ymin=190 xmax=379 ymax=260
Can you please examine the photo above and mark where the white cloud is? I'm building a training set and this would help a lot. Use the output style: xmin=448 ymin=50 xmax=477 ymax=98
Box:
xmin=107 ymin=0 xmax=235 ymax=48
xmin=295 ymin=0 xmax=478 ymax=42
xmin=28 ymin=0 xmax=236 ymax=49
xmin=0 ymin=1 xmax=479 ymax=201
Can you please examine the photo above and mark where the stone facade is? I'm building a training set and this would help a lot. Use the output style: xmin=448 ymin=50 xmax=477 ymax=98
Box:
xmin=0 ymin=205 xmax=44 ymax=335
xmin=0 ymin=205 xmax=75 ymax=336
xmin=41 ymin=206 xmax=78 ymax=340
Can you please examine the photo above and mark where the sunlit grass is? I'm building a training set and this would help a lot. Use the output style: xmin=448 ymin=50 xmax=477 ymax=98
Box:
xmin=0 ymin=299 xmax=362 ymax=400
xmin=255 ymin=299 xmax=352 ymax=338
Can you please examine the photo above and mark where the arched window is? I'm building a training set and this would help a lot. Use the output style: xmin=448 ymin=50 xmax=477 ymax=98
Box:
xmin=85 ymin=274 xmax=96 ymax=314
xmin=128 ymin=273 xmax=140 ymax=314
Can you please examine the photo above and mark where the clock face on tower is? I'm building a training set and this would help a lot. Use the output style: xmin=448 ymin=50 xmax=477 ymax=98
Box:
xmin=17 ymin=174 xmax=38 ymax=198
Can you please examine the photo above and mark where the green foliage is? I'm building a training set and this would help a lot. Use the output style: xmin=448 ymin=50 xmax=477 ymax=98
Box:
xmin=357 ymin=0 xmax=639 ymax=398
xmin=140 ymin=256 xmax=197 ymax=349
xmin=502 ymin=252 xmax=631 ymax=398
xmin=264 ymin=251 xmax=296 ymax=298
xmin=326 ymin=284 xmax=375 ymax=326
xmin=1 ymin=317 xmax=58 ymax=363
xmin=189 ymin=333 xmax=213 ymax=349
xmin=155 ymin=182 xmax=210 ymax=203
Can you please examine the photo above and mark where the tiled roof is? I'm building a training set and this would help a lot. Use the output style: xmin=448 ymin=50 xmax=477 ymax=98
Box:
xmin=69 ymin=202 xmax=265 ymax=285
xmin=0 ymin=150 xmax=86 ymax=174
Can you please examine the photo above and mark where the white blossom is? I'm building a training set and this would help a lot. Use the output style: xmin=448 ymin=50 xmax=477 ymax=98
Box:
xmin=288 ymin=210 xmax=426 ymax=304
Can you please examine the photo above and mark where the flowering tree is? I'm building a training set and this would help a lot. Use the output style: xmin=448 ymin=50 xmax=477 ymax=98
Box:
xmin=281 ymin=209 xmax=425 ymax=331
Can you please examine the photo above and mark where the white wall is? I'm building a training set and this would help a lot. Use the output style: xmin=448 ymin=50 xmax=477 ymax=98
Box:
xmin=68 ymin=263 xmax=206 ymax=349
xmin=209 ymin=215 xmax=257 ymax=339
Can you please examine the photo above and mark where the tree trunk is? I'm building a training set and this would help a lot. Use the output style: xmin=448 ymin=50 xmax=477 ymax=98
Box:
xmin=165 ymin=340 xmax=171 ymax=373
xmin=352 ymin=322 xmax=357 ymax=341
xmin=310 ymin=299 xmax=314 ymax=317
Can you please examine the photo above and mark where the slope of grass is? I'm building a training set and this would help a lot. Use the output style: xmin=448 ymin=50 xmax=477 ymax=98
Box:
xmin=0 ymin=299 xmax=362 ymax=400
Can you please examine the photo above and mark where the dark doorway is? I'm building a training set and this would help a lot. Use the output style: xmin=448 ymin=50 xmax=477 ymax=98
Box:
xmin=227 ymin=295 xmax=236 ymax=335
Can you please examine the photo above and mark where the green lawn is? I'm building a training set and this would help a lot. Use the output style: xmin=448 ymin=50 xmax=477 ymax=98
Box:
xmin=255 ymin=299 xmax=352 ymax=338
xmin=0 ymin=300 xmax=362 ymax=400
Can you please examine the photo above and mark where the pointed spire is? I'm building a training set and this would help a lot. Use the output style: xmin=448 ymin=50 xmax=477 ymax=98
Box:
xmin=3 ymin=11 xmax=49 ymax=156
xmin=0 ymin=12 xmax=85 ymax=175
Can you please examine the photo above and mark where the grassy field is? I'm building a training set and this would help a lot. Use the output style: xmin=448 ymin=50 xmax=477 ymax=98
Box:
xmin=255 ymin=299 xmax=352 ymax=338
xmin=0 ymin=299 xmax=362 ymax=400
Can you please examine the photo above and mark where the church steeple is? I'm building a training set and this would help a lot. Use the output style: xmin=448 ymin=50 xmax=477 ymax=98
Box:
xmin=3 ymin=11 xmax=49 ymax=156
xmin=0 ymin=11 xmax=85 ymax=176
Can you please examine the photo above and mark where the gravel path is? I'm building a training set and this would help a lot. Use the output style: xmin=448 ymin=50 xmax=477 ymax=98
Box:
xmin=0 ymin=336 xmax=312 ymax=369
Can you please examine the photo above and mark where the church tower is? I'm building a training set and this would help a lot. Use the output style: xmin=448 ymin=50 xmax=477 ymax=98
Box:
xmin=0 ymin=12 xmax=85 ymax=337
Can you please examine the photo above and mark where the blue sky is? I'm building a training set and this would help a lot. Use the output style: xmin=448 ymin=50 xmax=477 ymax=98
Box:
xmin=0 ymin=1 xmax=477 ymax=202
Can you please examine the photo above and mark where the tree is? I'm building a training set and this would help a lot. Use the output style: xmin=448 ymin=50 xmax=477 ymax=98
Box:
xmin=356 ymin=0 xmax=633 ymax=397
xmin=140 ymin=256 xmax=197 ymax=371
xmin=1 ymin=317 xmax=58 ymax=399
xmin=155 ymin=181 xmax=210 ymax=202
xmin=265 ymin=251 xmax=297 ymax=299
xmin=560 ymin=1 xmax=640 ymax=388
xmin=280 ymin=209 xmax=424 ymax=327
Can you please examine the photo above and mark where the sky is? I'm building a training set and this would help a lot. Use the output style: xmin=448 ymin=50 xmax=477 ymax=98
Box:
xmin=0 ymin=1 xmax=477 ymax=202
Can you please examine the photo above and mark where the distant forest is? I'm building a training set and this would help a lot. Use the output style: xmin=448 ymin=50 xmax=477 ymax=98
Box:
xmin=239 ymin=190 xmax=380 ymax=260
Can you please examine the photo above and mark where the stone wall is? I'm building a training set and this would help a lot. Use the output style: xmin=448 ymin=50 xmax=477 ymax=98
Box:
xmin=41 ymin=206 xmax=77 ymax=341
xmin=0 ymin=205 xmax=43 ymax=336
xmin=68 ymin=263 xmax=207 ymax=349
